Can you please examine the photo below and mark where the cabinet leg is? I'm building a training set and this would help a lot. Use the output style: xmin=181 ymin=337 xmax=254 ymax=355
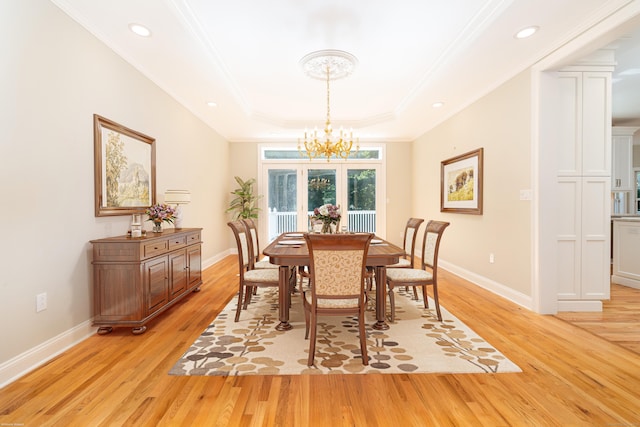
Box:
xmin=192 ymin=286 xmax=201 ymax=292
xmin=132 ymin=326 xmax=147 ymax=335
xmin=97 ymin=327 xmax=113 ymax=335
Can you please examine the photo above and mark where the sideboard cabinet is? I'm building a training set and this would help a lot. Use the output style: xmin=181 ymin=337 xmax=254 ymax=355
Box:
xmin=91 ymin=228 xmax=203 ymax=334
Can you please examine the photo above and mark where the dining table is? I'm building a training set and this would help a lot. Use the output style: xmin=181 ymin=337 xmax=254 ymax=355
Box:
xmin=262 ymin=232 xmax=404 ymax=331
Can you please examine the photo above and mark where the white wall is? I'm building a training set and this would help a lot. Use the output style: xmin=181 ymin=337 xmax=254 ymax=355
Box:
xmin=412 ymin=71 xmax=533 ymax=300
xmin=0 ymin=0 xmax=230 ymax=376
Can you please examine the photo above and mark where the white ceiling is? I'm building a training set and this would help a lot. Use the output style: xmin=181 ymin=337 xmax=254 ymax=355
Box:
xmin=51 ymin=0 xmax=640 ymax=142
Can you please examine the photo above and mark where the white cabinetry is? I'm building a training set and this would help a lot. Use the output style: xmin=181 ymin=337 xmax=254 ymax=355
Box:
xmin=611 ymin=127 xmax=637 ymax=191
xmin=556 ymin=176 xmax=610 ymax=300
xmin=555 ymin=65 xmax=612 ymax=310
xmin=611 ymin=218 xmax=640 ymax=289
xmin=556 ymin=71 xmax=611 ymax=177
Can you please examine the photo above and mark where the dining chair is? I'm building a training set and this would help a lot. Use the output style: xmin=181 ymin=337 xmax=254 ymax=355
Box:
xmin=391 ymin=218 xmax=424 ymax=269
xmin=228 ymin=220 xmax=280 ymax=322
xmin=388 ymin=218 xmax=424 ymax=299
xmin=385 ymin=220 xmax=450 ymax=322
xmin=302 ymin=233 xmax=374 ymax=366
xmin=242 ymin=218 xmax=278 ymax=270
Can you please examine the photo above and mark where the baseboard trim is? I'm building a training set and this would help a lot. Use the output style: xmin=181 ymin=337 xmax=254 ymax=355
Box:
xmin=611 ymin=275 xmax=640 ymax=290
xmin=203 ymin=249 xmax=233 ymax=270
xmin=557 ymin=300 xmax=603 ymax=312
xmin=1 ymin=249 xmax=233 ymax=389
xmin=439 ymin=259 xmax=533 ymax=310
xmin=0 ymin=320 xmax=96 ymax=389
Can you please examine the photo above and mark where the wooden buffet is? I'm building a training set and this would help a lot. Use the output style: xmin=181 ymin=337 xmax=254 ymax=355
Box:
xmin=91 ymin=228 xmax=203 ymax=334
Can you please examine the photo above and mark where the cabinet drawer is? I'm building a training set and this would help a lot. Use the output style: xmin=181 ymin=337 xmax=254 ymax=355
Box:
xmin=169 ymin=236 xmax=187 ymax=249
xmin=186 ymin=232 xmax=201 ymax=245
xmin=144 ymin=240 xmax=168 ymax=258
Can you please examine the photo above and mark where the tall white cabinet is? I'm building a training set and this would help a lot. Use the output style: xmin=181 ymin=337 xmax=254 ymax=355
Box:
xmin=555 ymin=60 xmax=613 ymax=310
xmin=611 ymin=127 xmax=638 ymax=214
xmin=612 ymin=129 xmax=634 ymax=191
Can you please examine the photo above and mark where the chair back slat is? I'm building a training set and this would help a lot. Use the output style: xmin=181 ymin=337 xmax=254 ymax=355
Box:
xmin=421 ymin=221 xmax=450 ymax=271
xmin=242 ymin=218 xmax=260 ymax=263
xmin=305 ymin=233 xmax=373 ymax=301
xmin=313 ymin=250 xmax=365 ymax=298
xmin=404 ymin=228 xmax=415 ymax=253
xmin=228 ymin=221 xmax=251 ymax=274
xmin=403 ymin=218 xmax=424 ymax=267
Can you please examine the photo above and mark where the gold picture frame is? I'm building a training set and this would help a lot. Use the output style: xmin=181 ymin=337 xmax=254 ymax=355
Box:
xmin=440 ymin=148 xmax=483 ymax=215
xmin=94 ymin=114 xmax=156 ymax=217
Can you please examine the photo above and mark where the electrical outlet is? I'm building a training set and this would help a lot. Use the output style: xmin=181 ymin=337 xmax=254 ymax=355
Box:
xmin=36 ymin=293 xmax=47 ymax=312
xmin=489 ymin=253 xmax=495 ymax=264
xmin=520 ymin=189 xmax=532 ymax=200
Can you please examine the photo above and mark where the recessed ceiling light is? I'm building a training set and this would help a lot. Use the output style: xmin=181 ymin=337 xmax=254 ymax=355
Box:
xmin=515 ymin=26 xmax=538 ymax=39
xmin=432 ymin=102 xmax=444 ymax=108
xmin=129 ymin=23 xmax=151 ymax=37
xmin=207 ymin=101 xmax=218 ymax=107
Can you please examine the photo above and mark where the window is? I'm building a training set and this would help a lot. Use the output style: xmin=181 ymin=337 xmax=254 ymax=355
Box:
xmin=259 ymin=145 xmax=386 ymax=243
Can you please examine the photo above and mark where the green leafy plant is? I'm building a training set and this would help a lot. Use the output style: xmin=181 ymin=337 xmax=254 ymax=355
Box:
xmin=227 ymin=176 xmax=262 ymax=219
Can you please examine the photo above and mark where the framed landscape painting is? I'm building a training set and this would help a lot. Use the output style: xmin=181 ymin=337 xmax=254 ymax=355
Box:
xmin=94 ymin=114 xmax=156 ymax=217
xmin=440 ymin=148 xmax=483 ymax=215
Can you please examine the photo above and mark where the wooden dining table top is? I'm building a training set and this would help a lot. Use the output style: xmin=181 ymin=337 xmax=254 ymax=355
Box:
xmin=263 ymin=232 xmax=404 ymax=267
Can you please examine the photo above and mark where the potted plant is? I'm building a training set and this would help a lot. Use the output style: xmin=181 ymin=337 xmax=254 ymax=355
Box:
xmin=227 ymin=176 xmax=262 ymax=219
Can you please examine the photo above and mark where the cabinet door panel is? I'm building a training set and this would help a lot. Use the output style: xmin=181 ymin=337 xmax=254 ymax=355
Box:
xmin=187 ymin=245 xmax=202 ymax=289
xmin=556 ymin=72 xmax=581 ymax=176
xmin=556 ymin=177 xmax=581 ymax=299
xmin=581 ymin=177 xmax=610 ymax=299
xmin=612 ymin=132 xmax=634 ymax=191
xmin=144 ymin=256 xmax=168 ymax=314
xmin=581 ymin=72 xmax=611 ymax=176
xmin=94 ymin=264 xmax=143 ymax=321
xmin=169 ymin=251 xmax=188 ymax=298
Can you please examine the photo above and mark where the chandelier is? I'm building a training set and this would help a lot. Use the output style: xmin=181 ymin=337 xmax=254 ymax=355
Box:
xmin=308 ymin=177 xmax=330 ymax=191
xmin=298 ymin=50 xmax=359 ymax=162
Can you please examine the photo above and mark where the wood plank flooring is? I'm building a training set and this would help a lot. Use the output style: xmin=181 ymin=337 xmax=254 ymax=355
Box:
xmin=556 ymin=284 xmax=640 ymax=354
xmin=1 ymin=256 xmax=639 ymax=426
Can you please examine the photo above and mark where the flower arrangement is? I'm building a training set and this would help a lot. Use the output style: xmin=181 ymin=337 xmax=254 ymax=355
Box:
xmin=311 ymin=203 xmax=341 ymax=233
xmin=145 ymin=203 xmax=176 ymax=225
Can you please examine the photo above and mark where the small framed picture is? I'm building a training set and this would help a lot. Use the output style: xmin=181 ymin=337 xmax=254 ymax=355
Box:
xmin=441 ymin=148 xmax=483 ymax=215
xmin=94 ymin=114 xmax=156 ymax=217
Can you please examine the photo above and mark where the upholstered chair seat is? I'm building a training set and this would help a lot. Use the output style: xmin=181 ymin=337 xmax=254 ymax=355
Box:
xmin=386 ymin=267 xmax=433 ymax=282
xmin=385 ymin=257 xmax=411 ymax=269
xmin=244 ymin=268 xmax=280 ymax=282
xmin=254 ymin=258 xmax=278 ymax=269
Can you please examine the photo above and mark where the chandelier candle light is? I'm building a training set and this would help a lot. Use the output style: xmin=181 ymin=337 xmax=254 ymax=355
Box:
xmin=298 ymin=50 xmax=359 ymax=162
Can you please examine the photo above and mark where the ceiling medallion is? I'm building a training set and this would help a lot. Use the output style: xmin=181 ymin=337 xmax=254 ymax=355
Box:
xmin=298 ymin=50 xmax=360 ymax=162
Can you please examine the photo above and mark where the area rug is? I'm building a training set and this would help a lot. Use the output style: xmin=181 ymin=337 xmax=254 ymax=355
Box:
xmin=169 ymin=287 xmax=521 ymax=376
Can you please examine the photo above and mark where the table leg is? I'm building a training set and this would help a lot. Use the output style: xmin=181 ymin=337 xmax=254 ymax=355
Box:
xmin=276 ymin=265 xmax=292 ymax=331
xmin=373 ymin=266 xmax=390 ymax=330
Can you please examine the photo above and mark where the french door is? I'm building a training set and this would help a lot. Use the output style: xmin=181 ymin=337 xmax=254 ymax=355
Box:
xmin=261 ymin=163 xmax=383 ymax=243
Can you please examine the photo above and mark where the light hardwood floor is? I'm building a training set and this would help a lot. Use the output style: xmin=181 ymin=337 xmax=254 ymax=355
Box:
xmin=556 ymin=283 xmax=640 ymax=354
xmin=1 ymin=256 xmax=639 ymax=426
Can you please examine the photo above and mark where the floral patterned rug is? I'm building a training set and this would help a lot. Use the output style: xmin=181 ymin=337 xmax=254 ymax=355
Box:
xmin=169 ymin=287 xmax=521 ymax=376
